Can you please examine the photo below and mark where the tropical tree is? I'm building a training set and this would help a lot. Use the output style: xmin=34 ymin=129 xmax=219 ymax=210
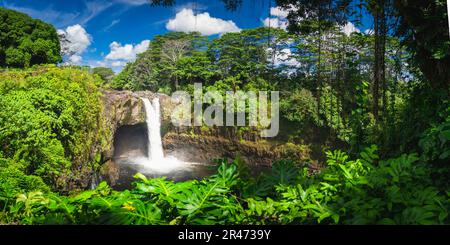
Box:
xmin=0 ymin=7 xmax=61 ymax=68
xmin=92 ymin=67 xmax=115 ymax=84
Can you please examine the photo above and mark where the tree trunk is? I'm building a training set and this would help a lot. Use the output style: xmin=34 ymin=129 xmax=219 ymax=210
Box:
xmin=373 ymin=6 xmax=380 ymax=122
xmin=381 ymin=1 xmax=387 ymax=117
xmin=373 ymin=1 xmax=386 ymax=122
xmin=317 ymin=16 xmax=322 ymax=113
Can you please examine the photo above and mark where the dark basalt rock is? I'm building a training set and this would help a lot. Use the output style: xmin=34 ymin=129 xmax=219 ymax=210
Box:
xmin=163 ymin=133 xmax=281 ymax=168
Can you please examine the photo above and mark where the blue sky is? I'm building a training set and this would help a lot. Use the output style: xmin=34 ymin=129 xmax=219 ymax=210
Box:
xmin=1 ymin=0 xmax=372 ymax=72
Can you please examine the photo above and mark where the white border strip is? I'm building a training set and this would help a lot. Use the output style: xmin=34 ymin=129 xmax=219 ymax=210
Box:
xmin=448 ymin=0 xmax=450 ymax=36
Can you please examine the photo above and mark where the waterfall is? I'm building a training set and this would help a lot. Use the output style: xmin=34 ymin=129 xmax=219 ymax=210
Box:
xmin=137 ymin=96 xmax=185 ymax=173
xmin=142 ymin=97 xmax=165 ymax=163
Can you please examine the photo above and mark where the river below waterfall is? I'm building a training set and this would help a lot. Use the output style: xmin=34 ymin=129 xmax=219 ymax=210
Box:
xmin=110 ymin=157 xmax=216 ymax=190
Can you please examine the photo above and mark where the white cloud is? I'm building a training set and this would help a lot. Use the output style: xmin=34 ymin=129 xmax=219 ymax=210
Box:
xmin=82 ymin=1 xmax=114 ymax=25
xmin=263 ymin=6 xmax=295 ymax=31
xmin=174 ymin=2 xmax=208 ymax=12
xmin=111 ymin=61 xmax=126 ymax=67
xmin=93 ymin=61 xmax=107 ymax=67
xmin=269 ymin=47 xmax=299 ymax=68
xmin=134 ymin=40 xmax=150 ymax=54
xmin=364 ymin=29 xmax=374 ymax=35
xmin=103 ymin=19 xmax=120 ymax=32
xmin=166 ymin=8 xmax=241 ymax=36
xmin=92 ymin=39 xmax=150 ymax=72
xmin=342 ymin=22 xmax=360 ymax=36
xmin=270 ymin=7 xmax=289 ymax=18
xmin=263 ymin=17 xmax=288 ymax=30
xmin=58 ymin=24 xmax=92 ymax=64
xmin=58 ymin=25 xmax=92 ymax=54
xmin=69 ymin=55 xmax=82 ymax=64
xmin=105 ymin=40 xmax=150 ymax=61
xmin=105 ymin=42 xmax=134 ymax=60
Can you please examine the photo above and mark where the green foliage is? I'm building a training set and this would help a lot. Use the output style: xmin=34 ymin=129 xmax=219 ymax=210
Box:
xmin=0 ymin=8 xmax=61 ymax=68
xmin=395 ymin=0 xmax=450 ymax=91
xmin=112 ymin=32 xmax=209 ymax=92
xmin=0 ymin=65 xmax=103 ymax=190
xmin=2 ymin=147 xmax=447 ymax=225
xmin=419 ymin=108 xmax=450 ymax=163
xmin=0 ymin=160 xmax=49 ymax=209
xmin=111 ymin=52 xmax=155 ymax=91
xmin=347 ymin=81 xmax=376 ymax=151
xmin=91 ymin=67 xmax=115 ymax=84
xmin=113 ymin=28 xmax=288 ymax=93
xmin=281 ymin=88 xmax=320 ymax=127
xmin=5 ymin=47 xmax=31 ymax=68
xmin=419 ymin=107 xmax=450 ymax=189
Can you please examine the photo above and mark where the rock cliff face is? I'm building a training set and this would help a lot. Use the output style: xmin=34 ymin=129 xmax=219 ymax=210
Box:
xmin=163 ymin=133 xmax=279 ymax=168
xmin=99 ymin=90 xmax=177 ymax=186
xmin=162 ymin=133 xmax=312 ymax=169
xmin=100 ymin=90 xmax=173 ymax=161
xmin=101 ymin=90 xmax=145 ymax=161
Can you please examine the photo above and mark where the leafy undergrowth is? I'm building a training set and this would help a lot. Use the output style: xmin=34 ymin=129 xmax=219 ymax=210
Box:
xmin=1 ymin=146 xmax=448 ymax=225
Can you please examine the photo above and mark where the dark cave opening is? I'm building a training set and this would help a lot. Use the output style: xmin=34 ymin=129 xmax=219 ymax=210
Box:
xmin=113 ymin=123 xmax=148 ymax=161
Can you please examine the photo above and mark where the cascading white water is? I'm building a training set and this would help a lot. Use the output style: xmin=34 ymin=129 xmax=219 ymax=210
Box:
xmin=142 ymin=98 xmax=164 ymax=162
xmin=139 ymin=97 xmax=183 ymax=173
